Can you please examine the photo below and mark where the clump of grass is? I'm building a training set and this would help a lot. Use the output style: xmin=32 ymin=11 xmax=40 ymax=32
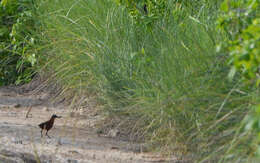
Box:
xmin=33 ymin=0 xmax=259 ymax=162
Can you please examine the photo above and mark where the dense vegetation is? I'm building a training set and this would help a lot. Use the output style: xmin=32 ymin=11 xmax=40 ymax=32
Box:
xmin=0 ymin=0 xmax=36 ymax=85
xmin=1 ymin=0 xmax=259 ymax=162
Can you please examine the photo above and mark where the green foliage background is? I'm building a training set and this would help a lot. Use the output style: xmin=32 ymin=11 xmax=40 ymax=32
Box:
xmin=218 ymin=0 xmax=260 ymax=160
xmin=218 ymin=0 xmax=259 ymax=83
xmin=0 ymin=0 xmax=36 ymax=86
xmin=0 ymin=0 xmax=259 ymax=162
xmin=32 ymin=0 xmax=259 ymax=162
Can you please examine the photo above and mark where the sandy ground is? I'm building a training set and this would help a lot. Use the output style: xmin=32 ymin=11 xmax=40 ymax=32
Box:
xmin=0 ymin=81 xmax=181 ymax=163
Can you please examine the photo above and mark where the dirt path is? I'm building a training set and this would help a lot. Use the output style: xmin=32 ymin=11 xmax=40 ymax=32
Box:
xmin=0 ymin=83 xmax=179 ymax=163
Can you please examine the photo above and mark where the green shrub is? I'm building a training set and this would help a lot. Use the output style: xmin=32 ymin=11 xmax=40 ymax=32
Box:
xmin=114 ymin=0 xmax=169 ymax=25
xmin=218 ymin=0 xmax=259 ymax=83
xmin=217 ymin=0 xmax=260 ymax=161
xmin=0 ymin=0 xmax=36 ymax=86
xmin=113 ymin=0 xmax=222 ymax=27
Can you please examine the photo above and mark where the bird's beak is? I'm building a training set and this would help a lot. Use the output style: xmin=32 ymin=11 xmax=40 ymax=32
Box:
xmin=57 ymin=116 xmax=62 ymax=118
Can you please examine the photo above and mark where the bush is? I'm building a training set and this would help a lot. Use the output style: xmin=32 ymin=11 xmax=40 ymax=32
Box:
xmin=217 ymin=0 xmax=260 ymax=161
xmin=218 ymin=0 xmax=259 ymax=83
xmin=0 ymin=0 xmax=36 ymax=86
xmin=114 ymin=0 xmax=169 ymax=25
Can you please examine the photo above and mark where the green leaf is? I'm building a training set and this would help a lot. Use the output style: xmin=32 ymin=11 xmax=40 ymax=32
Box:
xmin=221 ymin=0 xmax=229 ymax=12
xmin=27 ymin=53 xmax=36 ymax=66
xmin=1 ymin=0 xmax=8 ymax=7
xmin=228 ymin=66 xmax=236 ymax=81
xmin=257 ymin=79 xmax=260 ymax=87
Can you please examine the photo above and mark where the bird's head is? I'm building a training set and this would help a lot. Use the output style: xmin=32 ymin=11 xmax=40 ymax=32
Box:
xmin=52 ymin=114 xmax=62 ymax=119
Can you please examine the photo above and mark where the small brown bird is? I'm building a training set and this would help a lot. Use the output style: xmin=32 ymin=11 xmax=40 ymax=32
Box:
xmin=39 ymin=114 xmax=61 ymax=138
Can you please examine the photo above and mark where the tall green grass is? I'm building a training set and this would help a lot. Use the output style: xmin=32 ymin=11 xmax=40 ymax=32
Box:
xmin=33 ymin=0 xmax=259 ymax=162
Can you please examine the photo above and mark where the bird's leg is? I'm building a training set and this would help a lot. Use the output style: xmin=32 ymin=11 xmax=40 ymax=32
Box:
xmin=41 ymin=129 xmax=43 ymax=138
xmin=46 ymin=130 xmax=51 ymax=139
